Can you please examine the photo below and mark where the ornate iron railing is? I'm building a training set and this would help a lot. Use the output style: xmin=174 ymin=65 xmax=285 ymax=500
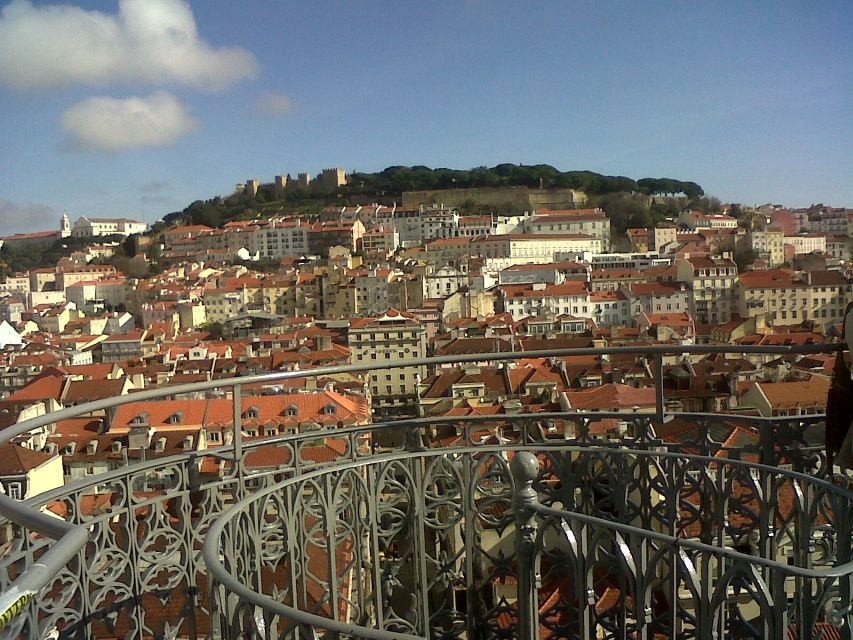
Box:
xmin=204 ymin=415 xmax=853 ymax=640
xmin=0 ymin=345 xmax=849 ymax=640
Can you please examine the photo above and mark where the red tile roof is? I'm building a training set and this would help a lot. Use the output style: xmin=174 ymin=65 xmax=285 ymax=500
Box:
xmin=63 ymin=378 xmax=127 ymax=404
xmin=8 ymin=375 xmax=66 ymax=402
xmin=111 ymin=391 xmax=370 ymax=432
xmin=0 ymin=443 xmax=56 ymax=474
xmin=753 ymin=378 xmax=829 ymax=411
xmin=738 ymin=268 xmax=798 ymax=289
xmin=565 ymin=384 xmax=656 ymax=410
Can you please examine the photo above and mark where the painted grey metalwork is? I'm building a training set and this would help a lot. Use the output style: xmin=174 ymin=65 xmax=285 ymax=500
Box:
xmin=203 ymin=416 xmax=853 ymax=640
xmin=0 ymin=344 xmax=848 ymax=640
xmin=511 ymin=452 xmax=540 ymax=640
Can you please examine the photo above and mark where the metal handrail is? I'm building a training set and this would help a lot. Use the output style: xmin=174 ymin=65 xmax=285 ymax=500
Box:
xmin=0 ymin=342 xmax=842 ymax=631
xmin=12 ymin=408 xmax=829 ymax=525
xmin=202 ymin=443 xmax=853 ymax=639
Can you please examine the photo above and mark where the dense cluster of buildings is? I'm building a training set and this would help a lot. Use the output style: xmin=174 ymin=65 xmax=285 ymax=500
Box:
xmin=0 ymin=196 xmax=850 ymax=502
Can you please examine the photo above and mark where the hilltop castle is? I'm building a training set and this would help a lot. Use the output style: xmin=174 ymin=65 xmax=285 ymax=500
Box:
xmin=236 ymin=168 xmax=347 ymax=197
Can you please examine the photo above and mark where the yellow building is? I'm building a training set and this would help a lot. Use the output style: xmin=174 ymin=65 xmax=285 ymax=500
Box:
xmin=675 ymin=256 xmax=738 ymax=324
xmin=748 ymin=229 xmax=785 ymax=267
xmin=736 ymin=269 xmax=851 ymax=332
xmin=349 ymin=309 xmax=428 ymax=416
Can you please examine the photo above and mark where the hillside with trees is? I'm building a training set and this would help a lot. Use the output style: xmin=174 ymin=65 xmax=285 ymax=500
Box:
xmin=0 ymin=165 xmax=716 ymax=273
xmin=156 ymin=164 xmax=706 ymax=233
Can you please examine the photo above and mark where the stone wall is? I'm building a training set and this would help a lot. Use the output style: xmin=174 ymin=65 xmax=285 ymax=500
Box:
xmin=402 ymin=187 xmax=587 ymax=211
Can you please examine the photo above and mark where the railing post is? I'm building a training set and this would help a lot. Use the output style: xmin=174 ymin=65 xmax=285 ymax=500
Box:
xmin=512 ymin=451 xmax=540 ymax=640
xmin=653 ymin=352 xmax=665 ymax=422
xmin=233 ymin=384 xmax=243 ymax=482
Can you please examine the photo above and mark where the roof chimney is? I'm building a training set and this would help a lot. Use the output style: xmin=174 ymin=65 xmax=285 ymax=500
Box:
xmin=128 ymin=425 xmax=154 ymax=450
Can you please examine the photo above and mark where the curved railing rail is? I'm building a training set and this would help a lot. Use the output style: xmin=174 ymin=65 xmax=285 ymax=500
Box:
xmin=0 ymin=342 xmax=847 ymax=639
xmin=201 ymin=429 xmax=853 ymax=639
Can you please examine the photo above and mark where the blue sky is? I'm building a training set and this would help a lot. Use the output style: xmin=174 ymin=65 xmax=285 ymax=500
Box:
xmin=0 ymin=0 xmax=851 ymax=234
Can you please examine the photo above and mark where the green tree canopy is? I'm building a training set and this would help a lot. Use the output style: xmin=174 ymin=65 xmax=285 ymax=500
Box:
xmin=149 ymin=165 xmax=706 ymax=231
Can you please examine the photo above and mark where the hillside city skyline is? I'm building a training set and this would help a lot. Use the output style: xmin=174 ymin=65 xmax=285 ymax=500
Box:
xmin=1 ymin=3 xmax=852 ymax=639
xmin=0 ymin=161 xmax=850 ymax=239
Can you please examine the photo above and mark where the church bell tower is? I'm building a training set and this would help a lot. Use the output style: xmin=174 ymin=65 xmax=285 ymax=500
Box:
xmin=60 ymin=212 xmax=71 ymax=237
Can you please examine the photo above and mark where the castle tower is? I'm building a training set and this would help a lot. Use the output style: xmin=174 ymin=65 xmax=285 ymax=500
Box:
xmin=320 ymin=168 xmax=347 ymax=188
xmin=274 ymin=175 xmax=288 ymax=196
xmin=60 ymin=212 xmax=71 ymax=238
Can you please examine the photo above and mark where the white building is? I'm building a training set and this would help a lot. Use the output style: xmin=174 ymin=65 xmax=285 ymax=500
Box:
xmin=376 ymin=208 xmax=422 ymax=246
xmin=426 ymin=266 xmax=468 ymax=299
xmin=72 ymin=216 xmax=148 ymax=238
xmin=0 ymin=320 xmax=23 ymax=348
xmin=590 ymin=290 xmax=631 ymax=327
xmin=0 ymin=274 xmax=31 ymax=294
xmin=677 ymin=210 xmax=738 ymax=230
xmin=806 ymin=207 xmax=850 ymax=236
xmin=420 ymin=207 xmax=459 ymax=242
xmin=255 ymin=219 xmax=310 ymax=260
xmin=473 ymin=234 xmax=602 ymax=271
xmin=783 ymin=234 xmax=827 ymax=256
xmin=65 ymin=278 xmax=128 ymax=312
xmin=625 ymin=282 xmax=690 ymax=318
xmin=457 ymin=215 xmax=495 ymax=237
xmin=498 ymin=262 xmax=589 ymax=286
xmin=523 ymin=209 xmax=611 ymax=251
xmin=362 ymin=226 xmax=400 ymax=255
xmin=587 ymin=252 xmax=670 ymax=271
xmin=500 ymin=281 xmax=591 ymax=321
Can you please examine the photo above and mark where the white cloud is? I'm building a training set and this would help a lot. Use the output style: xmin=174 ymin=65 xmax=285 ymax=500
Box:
xmin=254 ymin=91 xmax=294 ymax=117
xmin=61 ymin=91 xmax=200 ymax=151
xmin=0 ymin=0 xmax=259 ymax=91
xmin=0 ymin=199 xmax=57 ymax=235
